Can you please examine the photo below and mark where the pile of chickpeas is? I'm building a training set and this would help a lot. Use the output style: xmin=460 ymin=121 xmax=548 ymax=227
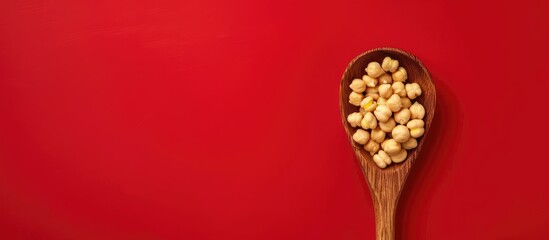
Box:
xmin=347 ymin=56 xmax=425 ymax=169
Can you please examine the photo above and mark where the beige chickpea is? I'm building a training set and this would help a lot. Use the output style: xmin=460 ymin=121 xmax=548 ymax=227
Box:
xmin=386 ymin=94 xmax=402 ymax=112
xmin=361 ymin=112 xmax=378 ymax=130
xmin=360 ymin=96 xmax=377 ymax=112
xmin=410 ymin=102 xmax=425 ymax=119
xmin=353 ymin=129 xmax=370 ymax=145
xmin=378 ymin=84 xmax=393 ymax=98
xmin=382 ymin=57 xmax=399 ymax=73
xmin=381 ymin=139 xmax=401 ymax=154
xmin=364 ymin=139 xmax=380 ymax=156
xmin=371 ymin=127 xmax=386 ymax=143
xmin=394 ymin=108 xmax=411 ymax=125
xmin=372 ymin=154 xmax=387 ymax=168
xmin=402 ymin=138 xmax=418 ymax=150
xmin=389 ymin=148 xmax=407 ymax=163
xmin=379 ymin=117 xmax=396 ymax=133
xmin=392 ymin=125 xmax=410 ymax=143
xmin=365 ymin=86 xmax=380 ymax=100
xmin=407 ymin=119 xmax=425 ymax=138
xmin=377 ymin=97 xmax=388 ymax=105
xmin=378 ymin=73 xmax=393 ymax=84
xmin=392 ymin=67 xmax=408 ymax=82
xmin=365 ymin=62 xmax=385 ymax=78
xmin=401 ymin=97 xmax=412 ymax=109
xmin=374 ymin=105 xmax=392 ymax=122
xmin=362 ymin=75 xmax=378 ymax=87
xmin=349 ymin=92 xmax=363 ymax=106
xmin=349 ymin=79 xmax=366 ymax=93
xmin=374 ymin=150 xmax=392 ymax=168
xmin=347 ymin=112 xmax=363 ymax=127
xmin=405 ymin=83 xmax=422 ymax=99
xmin=392 ymin=82 xmax=406 ymax=97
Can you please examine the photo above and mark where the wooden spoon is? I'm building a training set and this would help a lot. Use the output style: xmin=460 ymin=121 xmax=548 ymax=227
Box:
xmin=339 ymin=48 xmax=436 ymax=240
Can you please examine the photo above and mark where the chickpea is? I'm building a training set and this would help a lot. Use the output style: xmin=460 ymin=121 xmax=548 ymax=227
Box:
xmin=371 ymin=127 xmax=386 ymax=143
xmin=378 ymin=84 xmax=393 ymax=98
xmin=386 ymin=94 xmax=402 ymax=112
xmin=349 ymin=79 xmax=366 ymax=93
xmin=401 ymin=97 xmax=412 ymax=109
xmin=382 ymin=57 xmax=399 ymax=73
xmin=392 ymin=125 xmax=411 ymax=143
xmin=372 ymin=154 xmax=387 ymax=168
xmin=394 ymin=108 xmax=411 ymax=125
xmin=409 ymin=101 xmax=425 ymax=119
xmin=365 ymin=86 xmax=380 ymax=100
xmin=405 ymin=83 xmax=422 ymax=99
xmin=379 ymin=117 xmax=396 ymax=133
xmin=349 ymin=92 xmax=363 ymax=106
xmin=362 ymin=75 xmax=378 ymax=87
xmin=392 ymin=67 xmax=408 ymax=82
xmin=392 ymin=82 xmax=406 ymax=97
xmin=353 ymin=129 xmax=370 ymax=145
xmin=389 ymin=148 xmax=407 ymax=163
xmin=347 ymin=112 xmax=363 ymax=128
xmin=360 ymin=96 xmax=377 ymax=112
xmin=407 ymin=119 xmax=425 ymax=138
xmin=361 ymin=112 xmax=378 ymax=130
xmin=379 ymin=73 xmax=393 ymax=84
xmin=374 ymin=150 xmax=392 ymax=168
xmin=365 ymin=62 xmax=385 ymax=78
xmin=374 ymin=105 xmax=392 ymax=122
xmin=364 ymin=139 xmax=380 ymax=156
xmin=402 ymin=138 xmax=418 ymax=150
xmin=381 ymin=139 xmax=401 ymax=154
xmin=377 ymin=97 xmax=388 ymax=105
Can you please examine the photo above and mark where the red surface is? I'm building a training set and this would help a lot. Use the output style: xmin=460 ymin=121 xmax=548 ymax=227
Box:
xmin=1 ymin=0 xmax=549 ymax=239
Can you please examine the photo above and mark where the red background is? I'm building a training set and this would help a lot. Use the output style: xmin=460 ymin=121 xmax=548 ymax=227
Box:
xmin=1 ymin=0 xmax=548 ymax=239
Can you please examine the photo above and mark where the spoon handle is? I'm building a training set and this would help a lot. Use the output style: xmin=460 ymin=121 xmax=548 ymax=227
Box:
xmin=373 ymin=196 xmax=397 ymax=240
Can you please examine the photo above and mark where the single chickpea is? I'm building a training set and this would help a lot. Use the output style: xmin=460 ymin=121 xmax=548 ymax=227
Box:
xmin=360 ymin=96 xmax=377 ymax=112
xmin=361 ymin=112 xmax=378 ymax=130
xmin=394 ymin=108 xmax=411 ymax=125
xmin=362 ymin=75 xmax=378 ymax=87
xmin=347 ymin=112 xmax=363 ymax=127
xmin=381 ymin=139 xmax=401 ymax=154
xmin=371 ymin=127 xmax=386 ymax=143
xmin=374 ymin=105 xmax=392 ymax=122
xmin=402 ymin=138 xmax=418 ymax=150
xmin=377 ymin=97 xmax=388 ymax=105
xmin=379 ymin=117 xmax=396 ymax=133
xmin=349 ymin=79 xmax=366 ymax=93
xmin=389 ymin=148 xmax=407 ymax=163
xmin=392 ymin=67 xmax=408 ymax=82
xmin=409 ymin=101 xmax=425 ymax=119
xmin=364 ymin=139 xmax=380 ymax=156
xmin=365 ymin=86 xmax=380 ymax=100
xmin=374 ymin=150 xmax=392 ymax=168
xmin=401 ymin=97 xmax=412 ymax=109
xmin=386 ymin=94 xmax=402 ymax=112
xmin=372 ymin=154 xmax=387 ymax=168
xmin=365 ymin=62 xmax=385 ymax=78
xmin=405 ymin=83 xmax=422 ymax=99
xmin=392 ymin=82 xmax=407 ymax=97
xmin=379 ymin=73 xmax=393 ymax=84
xmin=382 ymin=57 xmax=399 ymax=73
xmin=349 ymin=92 xmax=363 ymax=106
xmin=406 ymin=119 xmax=425 ymax=138
xmin=378 ymin=84 xmax=393 ymax=98
xmin=392 ymin=125 xmax=411 ymax=143
xmin=353 ymin=129 xmax=370 ymax=145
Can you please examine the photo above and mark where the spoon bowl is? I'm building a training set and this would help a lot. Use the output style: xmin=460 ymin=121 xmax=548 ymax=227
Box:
xmin=339 ymin=48 xmax=436 ymax=240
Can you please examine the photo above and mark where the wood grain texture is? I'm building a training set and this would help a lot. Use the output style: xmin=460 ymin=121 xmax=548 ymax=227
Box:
xmin=339 ymin=48 xmax=436 ymax=240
